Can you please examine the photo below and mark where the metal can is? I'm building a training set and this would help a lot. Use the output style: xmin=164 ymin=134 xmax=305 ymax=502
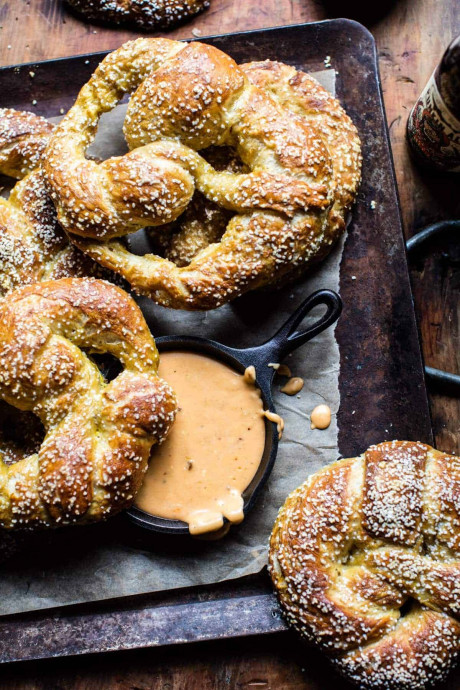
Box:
xmin=407 ymin=35 xmax=460 ymax=173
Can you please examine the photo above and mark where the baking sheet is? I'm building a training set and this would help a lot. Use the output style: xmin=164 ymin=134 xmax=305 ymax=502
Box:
xmin=0 ymin=20 xmax=434 ymax=660
xmin=0 ymin=71 xmax=343 ymax=616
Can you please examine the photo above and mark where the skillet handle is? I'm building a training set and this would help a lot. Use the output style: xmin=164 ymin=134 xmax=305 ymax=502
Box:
xmin=407 ymin=220 xmax=460 ymax=395
xmin=259 ymin=289 xmax=342 ymax=364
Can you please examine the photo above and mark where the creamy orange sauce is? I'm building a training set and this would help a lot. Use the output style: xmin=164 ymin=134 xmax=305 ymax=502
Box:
xmin=243 ymin=365 xmax=256 ymax=384
xmin=281 ymin=377 xmax=304 ymax=395
xmin=275 ymin=363 xmax=292 ymax=377
xmin=310 ymin=404 xmax=332 ymax=430
xmin=134 ymin=351 xmax=266 ymax=535
xmin=263 ymin=410 xmax=285 ymax=439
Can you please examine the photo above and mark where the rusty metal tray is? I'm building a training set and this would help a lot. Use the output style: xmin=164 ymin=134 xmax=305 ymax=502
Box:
xmin=0 ymin=19 xmax=432 ymax=663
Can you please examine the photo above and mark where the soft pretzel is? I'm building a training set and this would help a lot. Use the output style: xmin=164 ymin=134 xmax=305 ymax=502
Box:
xmin=242 ymin=61 xmax=360 ymax=231
xmin=151 ymin=146 xmax=244 ymax=267
xmin=0 ymin=277 xmax=177 ymax=529
xmin=0 ymin=109 xmax=118 ymax=298
xmin=269 ymin=441 xmax=460 ymax=690
xmin=44 ymin=38 xmax=361 ymax=310
xmin=153 ymin=61 xmax=362 ymax=274
xmin=66 ymin=0 xmax=209 ymax=30
xmin=0 ymin=108 xmax=54 ymax=180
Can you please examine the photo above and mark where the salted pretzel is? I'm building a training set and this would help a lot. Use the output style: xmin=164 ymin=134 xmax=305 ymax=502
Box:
xmin=269 ymin=441 xmax=460 ymax=690
xmin=66 ymin=0 xmax=209 ymax=30
xmin=0 ymin=278 xmax=177 ymax=529
xmin=0 ymin=108 xmax=118 ymax=298
xmin=0 ymin=108 xmax=54 ymax=179
xmin=44 ymin=38 xmax=361 ymax=310
xmin=155 ymin=61 xmax=362 ymax=274
xmin=151 ymin=146 xmax=244 ymax=267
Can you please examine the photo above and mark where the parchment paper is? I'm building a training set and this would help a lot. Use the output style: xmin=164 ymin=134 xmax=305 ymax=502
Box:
xmin=0 ymin=71 xmax=342 ymax=616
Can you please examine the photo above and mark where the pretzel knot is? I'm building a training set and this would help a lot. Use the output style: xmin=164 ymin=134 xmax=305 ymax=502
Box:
xmin=0 ymin=278 xmax=177 ymax=529
xmin=44 ymin=38 xmax=361 ymax=310
xmin=0 ymin=108 xmax=120 ymax=298
xmin=269 ymin=441 xmax=460 ymax=690
xmin=0 ymin=108 xmax=54 ymax=180
xmin=66 ymin=0 xmax=210 ymax=30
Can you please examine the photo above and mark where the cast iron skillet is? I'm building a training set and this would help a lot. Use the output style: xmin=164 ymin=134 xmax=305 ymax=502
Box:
xmin=126 ymin=289 xmax=342 ymax=535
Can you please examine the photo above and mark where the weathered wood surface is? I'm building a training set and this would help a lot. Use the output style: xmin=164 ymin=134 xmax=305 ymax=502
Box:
xmin=0 ymin=0 xmax=459 ymax=687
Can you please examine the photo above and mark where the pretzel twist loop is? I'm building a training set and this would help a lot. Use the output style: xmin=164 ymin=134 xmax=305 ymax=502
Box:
xmin=0 ymin=277 xmax=177 ymax=528
xmin=0 ymin=108 xmax=119 ymax=298
xmin=269 ymin=441 xmax=460 ymax=690
xmin=44 ymin=39 xmax=361 ymax=309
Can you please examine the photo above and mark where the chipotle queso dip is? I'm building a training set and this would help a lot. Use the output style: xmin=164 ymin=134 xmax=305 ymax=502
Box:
xmin=134 ymin=351 xmax=266 ymax=535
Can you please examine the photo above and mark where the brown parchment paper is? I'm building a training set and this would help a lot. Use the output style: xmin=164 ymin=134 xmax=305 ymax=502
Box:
xmin=0 ymin=70 xmax=342 ymax=616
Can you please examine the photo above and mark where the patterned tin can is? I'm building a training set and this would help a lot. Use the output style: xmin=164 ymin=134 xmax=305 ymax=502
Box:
xmin=407 ymin=36 xmax=460 ymax=173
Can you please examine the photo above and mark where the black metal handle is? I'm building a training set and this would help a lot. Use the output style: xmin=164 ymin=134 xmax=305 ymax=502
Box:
xmin=406 ymin=220 xmax=460 ymax=395
xmin=238 ymin=290 xmax=342 ymax=374
xmin=263 ymin=289 xmax=342 ymax=361
xmin=406 ymin=220 xmax=460 ymax=253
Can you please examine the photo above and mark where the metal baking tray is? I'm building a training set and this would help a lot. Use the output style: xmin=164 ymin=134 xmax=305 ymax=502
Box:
xmin=0 ymin=19 xmax=432 ymax=663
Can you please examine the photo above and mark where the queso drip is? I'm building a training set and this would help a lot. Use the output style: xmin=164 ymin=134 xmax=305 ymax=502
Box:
xmin=134 ymin=351 xmax=266 ymax=535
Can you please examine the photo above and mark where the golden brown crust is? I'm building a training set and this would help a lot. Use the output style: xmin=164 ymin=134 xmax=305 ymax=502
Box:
xmin=242 ymin=61 xmax=361 ymax=215
xmin=242 ymin=61 xmax=362 ymax=255
xmin=66 ymin=0 xmax=209 ymax=30
xmin=0 ymin=277 xmax=177 ymax=529
xmin=269 ymin=441 xmax=460 ymax=690
xmin=145 ymin=147 xmax=242 ymax=267
xmin=0 ymin=108 xmax=54 ymax=180
xmin=44 ymin=38 xmax=361 ymax=310
xmin=44 ymin=38 xmax=191 ymax=241
xmin=152 ymin=60 xmax=362 ymax=279
xmin=0 ymin=169 xmax=120 ymax=298
xmin=0 ymin=108 xmax=119 ymax=298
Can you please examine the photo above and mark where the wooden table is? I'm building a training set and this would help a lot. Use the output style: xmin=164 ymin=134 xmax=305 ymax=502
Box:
xmin=0 ymin=0 xmax=459 ymax=687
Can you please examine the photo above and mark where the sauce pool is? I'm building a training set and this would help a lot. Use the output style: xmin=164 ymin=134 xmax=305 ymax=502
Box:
xmin=310 ymin=404 xmax=332 ymax=430
xmin=134 ymin=351 xmax=266 ymax=535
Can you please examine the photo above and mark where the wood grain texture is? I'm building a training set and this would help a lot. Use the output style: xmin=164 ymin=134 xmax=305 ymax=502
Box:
xmin=0 ymin=0 xmax=459 ymax=688
xmin=375 ymin=0 xmax=460 ymax=457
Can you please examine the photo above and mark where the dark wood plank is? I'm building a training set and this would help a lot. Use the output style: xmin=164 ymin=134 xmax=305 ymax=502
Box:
xmin=376 ymin=0 xmax=460 ymax=456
